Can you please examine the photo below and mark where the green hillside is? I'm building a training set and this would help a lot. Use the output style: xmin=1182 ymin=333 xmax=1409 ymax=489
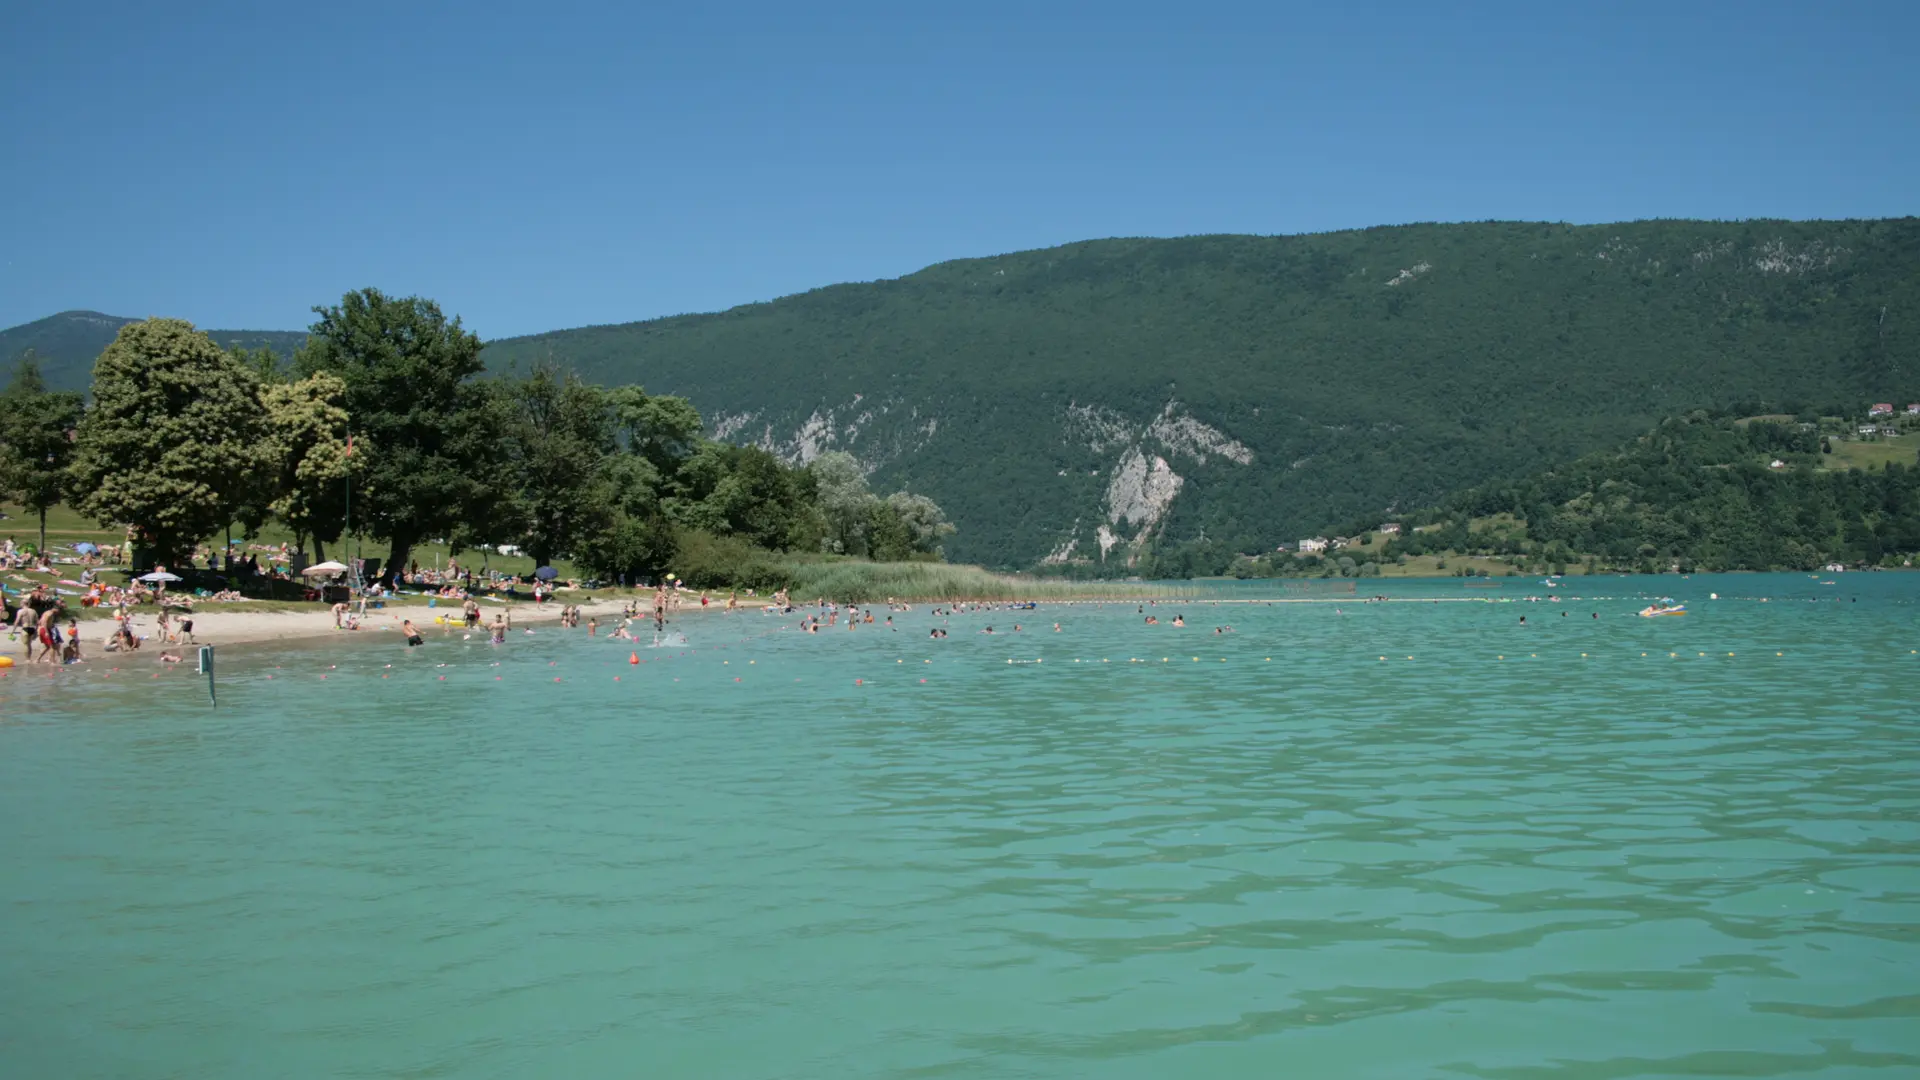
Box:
xmin=482 ymin=219 xmax=1920 ymax=568
xmin=1396 ymin=408 xmax=1920 ymax=572
xmin=0 ymin=311 xmax=307 ymax=391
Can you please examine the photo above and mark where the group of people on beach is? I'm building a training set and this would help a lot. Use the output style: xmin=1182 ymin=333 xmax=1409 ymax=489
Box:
xmin=3 ymin=580 xmax=203 ymax=666
xmin=7 ymin=585 xmax=80 ymax=665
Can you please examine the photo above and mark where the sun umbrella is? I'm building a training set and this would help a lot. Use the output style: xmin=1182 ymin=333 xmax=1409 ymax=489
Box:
xmin=74 ymin=541 xmax=99 ymax=554
xmin=301 ymin=561 xmax=350 ymax=576
xmin=138 ymin=571 xmax=182 ymax=583
xmin=534 ymin=566 xmax=559 ymax=581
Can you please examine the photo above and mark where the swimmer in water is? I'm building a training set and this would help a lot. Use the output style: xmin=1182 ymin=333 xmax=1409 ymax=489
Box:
xmin=403 ymin=619 xmax=424 ymax=647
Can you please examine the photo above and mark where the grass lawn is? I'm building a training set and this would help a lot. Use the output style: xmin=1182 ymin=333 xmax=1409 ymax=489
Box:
xmin=1820 ymin=438 xmax=1917 ymax=472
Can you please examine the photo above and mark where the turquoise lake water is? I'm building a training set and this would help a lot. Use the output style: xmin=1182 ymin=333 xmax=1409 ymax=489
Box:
xmin=3 ymin=574 xmax=1917 ymax=1078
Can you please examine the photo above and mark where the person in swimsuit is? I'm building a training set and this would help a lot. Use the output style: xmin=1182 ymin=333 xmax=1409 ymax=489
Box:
xmin=490 ymin=614 xmax=507 ymax=644
xmin=13 ymin=603 xmax=37 ymax=663
xmin=403 ymin=619 xmax=425 ymax=647
xmin=37 ymin=606 xmax=61 ymax=664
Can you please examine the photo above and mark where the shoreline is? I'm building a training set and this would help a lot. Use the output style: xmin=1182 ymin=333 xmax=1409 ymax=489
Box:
xmin=56 ymin=594 xmax=649 ymax=654
xmin=41 ymin=591 xmax=1674 ymax=653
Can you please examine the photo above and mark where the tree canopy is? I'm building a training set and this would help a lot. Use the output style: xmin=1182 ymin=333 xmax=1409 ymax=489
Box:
xmin=0 ymin=352 xmax=84 ymax=553
xmin=35 ymin=291 xmax=956 ymax=589
xmin=69 ymin=319 xmax=266 ymax=563
xmin=297 ymin=289 xmax=498 ymax=582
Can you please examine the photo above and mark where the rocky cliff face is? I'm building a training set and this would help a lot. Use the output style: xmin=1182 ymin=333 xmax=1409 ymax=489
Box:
xmin=710 ymin=393 xmax=1254 ymax=566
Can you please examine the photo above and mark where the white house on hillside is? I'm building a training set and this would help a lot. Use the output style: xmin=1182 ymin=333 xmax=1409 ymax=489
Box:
xmin=1380 ymin=522 xmax=1402 ymax=535
xmin=1298 ymin=537 xmax=1328 ymax=554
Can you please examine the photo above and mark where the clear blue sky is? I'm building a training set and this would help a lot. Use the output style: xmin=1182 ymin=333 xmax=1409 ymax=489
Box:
xmin=3 ymin=1 xmax=1914 ymax=339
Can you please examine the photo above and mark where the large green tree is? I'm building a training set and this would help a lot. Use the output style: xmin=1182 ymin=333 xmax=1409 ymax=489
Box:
xmin=573 ymin=454 xmax=678 ymax=585
xmin=504 ymin=366 xmax=615 ymax=568
xmin=0 ymin=352 xmax=85 ymax=554
xmin=610 ymin=385 xmax=704 ymax=476
xmin=299 ymin=289 xmax=497 ymax=583
xmin=69 ymin=320 xmax=266 ymax=565
xmin=811 ymin=451 xmax=873 ymax=555
xmin=884 ymin=491 xmax=956 ymax=555
xmin=261 ymin=372 xmax=354 ymax=559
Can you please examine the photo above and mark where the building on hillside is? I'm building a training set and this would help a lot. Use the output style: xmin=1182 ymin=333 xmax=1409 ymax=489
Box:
xmin=1879 ymin=425 xmax=1901 ymax=437
xmin=1330 ymin=537 xmax=1353 ymax=551
xmin=1298 ymin=537 xmax=1328 ymax=554
xmin=1769 ymin=459 xmax=1787 ymax=469
xmin=1909 ymin=404 xmax=1920 ymax=415
xmin=1274 ymin=542 xmax=1295 ymax=553
xmin=1859 ymin=424 xmax=1879 ymax=435
xmin=1379 ymin=522 xmax=1402 ymax=535
xmin=1869 ymin=403 xmax=1894 ymax=417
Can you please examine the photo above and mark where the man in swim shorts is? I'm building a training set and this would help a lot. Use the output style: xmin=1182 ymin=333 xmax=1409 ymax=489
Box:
xmin=403 ymin=619 xmax=425 ymax=647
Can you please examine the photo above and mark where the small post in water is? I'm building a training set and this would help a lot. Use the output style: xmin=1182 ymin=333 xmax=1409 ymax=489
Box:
xmin=198 ymin=644 xmax=215 ymax=706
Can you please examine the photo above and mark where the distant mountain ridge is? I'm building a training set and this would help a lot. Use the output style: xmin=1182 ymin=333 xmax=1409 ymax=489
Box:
xmin=0 ymin=311 xmax=308 ymax=391
xmin=481 ymin=219 xmax=1920 ymax=567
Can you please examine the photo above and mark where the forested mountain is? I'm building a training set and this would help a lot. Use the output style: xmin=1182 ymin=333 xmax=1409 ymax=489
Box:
xmin=0 ymin=311 xmax=307 ymax=391
xmin=1391 ymin=411 xmax=1920 ymax=572
xmin=482 ymin=220 xmax=1920 ymax=567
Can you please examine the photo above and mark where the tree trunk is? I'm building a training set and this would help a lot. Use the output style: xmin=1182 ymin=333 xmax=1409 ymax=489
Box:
xmin=38 ymin=507 xmax=47 ymax=558
xmin=312 ymin=535 xmax=325 ymax=561
xmin=384 ymin=536 xmax=412 ymax=587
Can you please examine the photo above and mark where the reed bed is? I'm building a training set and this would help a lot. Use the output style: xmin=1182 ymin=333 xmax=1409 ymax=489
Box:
xmin=778 ymin=559 xmax=1196 ymax=603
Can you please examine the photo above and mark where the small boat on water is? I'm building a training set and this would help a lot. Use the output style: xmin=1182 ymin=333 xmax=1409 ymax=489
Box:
xmin=1638 ymin=600 xmax=1687 ymax=618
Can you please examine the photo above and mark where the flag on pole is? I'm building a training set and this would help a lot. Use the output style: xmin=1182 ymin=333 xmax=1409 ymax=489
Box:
xmin=345 ymin=434 xmax=354 ymax=457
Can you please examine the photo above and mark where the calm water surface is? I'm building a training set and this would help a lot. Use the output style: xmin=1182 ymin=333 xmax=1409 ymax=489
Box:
xmin=3 ymin=574 xmax=1917 ymax=1078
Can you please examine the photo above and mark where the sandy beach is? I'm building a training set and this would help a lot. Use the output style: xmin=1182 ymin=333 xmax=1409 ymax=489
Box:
xmin=90 ymin=594 xmax=657 ymax=650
